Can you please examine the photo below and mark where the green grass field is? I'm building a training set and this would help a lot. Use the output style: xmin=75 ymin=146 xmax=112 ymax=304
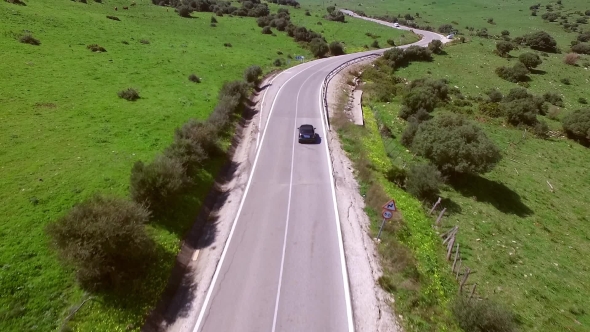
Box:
xmin=317 ymin=0 xmax=590 ymax=331
xmin=0 ymin=0 xmax=419 ymax=330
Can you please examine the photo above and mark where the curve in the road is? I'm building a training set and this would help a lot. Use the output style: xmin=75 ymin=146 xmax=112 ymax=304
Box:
xmin=191 ymin=12 xmax=446 ymax=332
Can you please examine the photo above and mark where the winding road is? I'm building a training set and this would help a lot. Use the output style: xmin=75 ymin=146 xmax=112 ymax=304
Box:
xmin=190 ymin=12 xmax=447 ymax=332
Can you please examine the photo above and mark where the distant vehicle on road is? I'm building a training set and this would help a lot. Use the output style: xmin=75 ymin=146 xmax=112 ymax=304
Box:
xmin=298 ymin=124 xmax=317 ymax=143
xmin=393 ymin=23 xmax=400 ymax=27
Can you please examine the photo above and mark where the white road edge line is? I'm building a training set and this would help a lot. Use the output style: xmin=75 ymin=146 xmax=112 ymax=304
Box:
xmin=192 ymin=58 xmax=331 ymax=332
xmin=318 ymin=74 xmax=355 ymax=332
xmin=257 ymin=72 xmax=283 ymax=151
xmin=270 ymin=66 xmax=330 ymax=332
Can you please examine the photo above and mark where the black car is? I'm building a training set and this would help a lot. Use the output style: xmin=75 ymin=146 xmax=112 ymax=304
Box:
xmin=298 ymin=124 xmax=317 ymax=143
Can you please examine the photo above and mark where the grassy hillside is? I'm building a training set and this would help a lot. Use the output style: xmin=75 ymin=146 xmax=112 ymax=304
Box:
xmin=304 ymin=0 xmax=590 ymax=331
xmin=335 ymin=0 xmax=590 ymax=331
xmin=0 ymin=0 xmax=417 ymax=330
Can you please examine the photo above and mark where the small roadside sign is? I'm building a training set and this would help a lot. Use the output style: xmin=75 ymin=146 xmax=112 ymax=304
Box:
xmin=382 ymin=199 xmax=397 ymax=211
xmin=382 ymin=209 xmax=393 ymax=220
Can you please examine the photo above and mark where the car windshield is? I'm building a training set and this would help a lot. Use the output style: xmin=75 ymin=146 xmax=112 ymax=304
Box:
xmin=300 ymin=126 xmax=314 ymax=134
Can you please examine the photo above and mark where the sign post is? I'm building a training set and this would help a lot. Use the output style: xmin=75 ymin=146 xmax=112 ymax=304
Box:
xmin=376 ymin=199 xmax=397 ymax=241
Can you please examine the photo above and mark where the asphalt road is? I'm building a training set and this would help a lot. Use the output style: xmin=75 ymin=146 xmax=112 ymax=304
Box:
xmin=192 ymin=13 xmax=446 ymax=332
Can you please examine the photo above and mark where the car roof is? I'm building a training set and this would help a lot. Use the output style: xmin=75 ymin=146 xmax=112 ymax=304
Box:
xmin=300 ymin=124 xmax=314 ymax=130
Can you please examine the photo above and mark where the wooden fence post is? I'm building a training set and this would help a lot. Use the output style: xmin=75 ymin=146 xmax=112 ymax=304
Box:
xmin=429 ymin=197 xmax=442 ymax=215
xmin=435 ymin=208 xmax=447 ymax=227
xmin=459 ymin=267 xmax=471 ymax=293
xmin=469 ymin=283 xmax=477 ymax=301
xmin=452 ymin=243 xmax=460 ymax=272
xmin=446 ymin=235 xmax=456 ymax=261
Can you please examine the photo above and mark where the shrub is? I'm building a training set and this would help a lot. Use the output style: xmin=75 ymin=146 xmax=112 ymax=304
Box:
xmin=410 ymin=113 xmax=502 ymax=175
xmin=428 ymin=39 xmax=443 ymax=54
xmin=177 ymin=5 xmax=191 ymax=17
xmin=387 ymin=39 xmax=395 ymax=46
xmin=517 ymin=31 xmax=558 ymax=52
xmin=188 ymin=73 xmax=201 ymax=83
xmin=86 ymin=44 xmax=106 ymax=52
xmin=262 ymin=26 xmax=272 ymax=34
xmin=518 ymin=52 xmax=542 ymax=69
xmin=562 ymin=108 xmax=590 ymax=144
xmin=541 ymin=12 xmax=560 ymax=22
xmin=140 ymin=39 xmax=150 ymax=44
xmin=329 ymin=41 xmax=344 ymax=55
xmin=543 ymin=92 xmax=564 ymax=107
xmin=495 ymin=41 xmax=515 ymax=57
xmin=495 ymin=63 xmax=529 ymax=83
xmin=401 ymin=120 xmax=419 ymax=147
xmin=479 ymin=102 xmax=504 ymax=117
xmin=487 ymin=89 xmax=503 ymax=102
xmin=385 ymin=167 xmax=407 ymax=187
xmin=578 ymin=31 xmax=590 ymax=42
xmin=406 ymin=163 xmax=442 ymax=201
xmin=166 ymin=119 xmax=218 ymax=173
xmin=46 ymin=195 xmax=154 ymax=290
xmin=117 ymin=88 xmax=140 ymax=101
xmin=533 ymin=119 xmax=549 ymax=138
xmin=244 ymin=65 xmax=263 ymax=83
xmin=370 ymin=40 xmax=379 ymax=48
xmin=501 ymin=30 xmax=510 ymax=36
xmin=122 ymin=40 xmax=129 ymax=44
xmin=305 ymin=10 xmax=311 ymax=16
xmin=223 ymin=42 xmax=232 ymax=47
xmin=579 ymin=97 xmax=588 ymax=104
xmin=5 ymin=0 xmax=27 ymax=5
xmin=452 ymin=297 xmax=517 ymax=332
xmin=106 ymin=15 xmax=120 ymax=21
xmin=19 ymin=33 xmax=40 ymax=45
xmin=383 ymin=46 xmax=432 ymax=69
xmin=273 ymin=58 xmax=283 ymax=66
xmin=503 ymin=99 xmax=540 ymax=126
xmin=326 ymin=10 xmax=345 ymax=22
xmin=571 ymin=43 xmax=590 ymax=54
xmin=211 ymin=16 xmax=218 ymax=23
xmin=438 ymin=24 xmax=454 ymax=34
xmin=560 ymin=77 xmax=571 ymax=85
xmin=310 ymin=37 xmax=329 ymax=57
xmin=399 ymin=88 xmax=437 ymax=119
xmin=130 ymin=155 xmax=188 ymax=213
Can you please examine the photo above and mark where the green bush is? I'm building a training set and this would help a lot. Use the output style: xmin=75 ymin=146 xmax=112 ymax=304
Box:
xmin=19 ymin=33 xmax=40 ymax=45
xmin=438 ymin=24 xmax=454 ymax=34
xmin=560 ymin=77 xmax=571 ymax=85
xmin=273 ymin=58 xmax=283 ymax=66
xmin=399 ymin=88 xmax=437 ymax=119
xmin=130 ymin=155 xmax=188 ymax=214
xmin=533 ymin=119 xmax=549 ymax=138
xmin=543 ymin=92 xmax=564 ymax=107
xmin=452 ymin=297 xmax=517 ymax=332
xmin=410 ymin=113 xmax=502 ymax=175
xmin=518 ymin=52 xmax=542 ymax=69
xmin=486 ymin=89 xmax=503 ymax=102
xmin=406 ymin=163 xmax=442 ymax=201
xmin=106 ymin=15 xmax=121 ymax=21
xmin=165 ymin=119 xmax=218 ymax=176
xmin=516 ymin=31 xmax=558 ymax=52
xmin=177 ymin=5 xmax=191 ymax=17
xmin=385 ymin=166 xmax=407 ymax=187
xmin=562 ymin=108 xmax=590 ymax=144
xmin=309 ymin=37 xmax=329 ymax=57
xmin=117 ymin=88 xmax=140 ymax=101
xmin=401 ymin=119 xmax=419 ymax=147
xmin=495 ymin=63 xmax=529 ymax=83
xmin=571 ymin=43 xmax=590 ymax=54
xmin=329 ymin=41 xmax=344 ymax=55
xmin=262 ymin=26 xmax=272 ymax=34
xmin=383 ymin=46 xmax=432 ymax=69
xmin=428 ymin=39 xmax=443 ymax=54
xmin=495 ymin=41 xmax=514 ymax=57
xmin=479 ymin=102 xmax=504 ymax=117
xmin=188 ymin=73 xmax=201 ymax=83
xmin=46 ymin=195 xmax=154 ymax=290
xmin=503 ymin=99 xmax=540 ymax=126
xmin=386 ymin=38 xmax=395 ymax=46
xmin=579 ymin=97 xmax=588 ymax=104
xmin=87 ymin=44 xmax=106 ymax=52
xmin=244 ymin=65 xmax=263 ymax=83
xmin=211 ymin=16 xmax=217 ymax=23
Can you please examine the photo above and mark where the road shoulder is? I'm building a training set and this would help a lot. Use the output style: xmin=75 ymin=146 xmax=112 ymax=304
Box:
xmin=326 ymin=62 xmax=401 ymax=332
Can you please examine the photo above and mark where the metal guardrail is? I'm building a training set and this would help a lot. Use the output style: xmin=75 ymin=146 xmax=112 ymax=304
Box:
xmin=320 ymin=53 xmax=381 ymax=130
